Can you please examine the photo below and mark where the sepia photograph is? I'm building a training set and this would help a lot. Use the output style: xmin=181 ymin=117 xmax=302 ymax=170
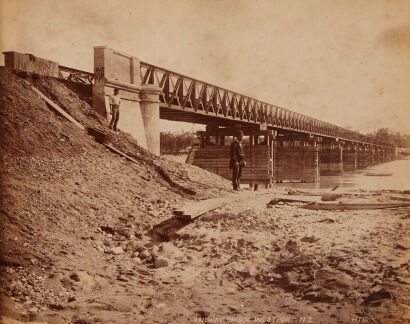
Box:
xmin=0 ymin=0 xmax=409 ymax=323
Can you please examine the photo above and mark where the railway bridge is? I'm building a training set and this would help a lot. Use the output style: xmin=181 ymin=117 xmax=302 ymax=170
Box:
xmin=3 ymin=48 xmax=396 ymax=187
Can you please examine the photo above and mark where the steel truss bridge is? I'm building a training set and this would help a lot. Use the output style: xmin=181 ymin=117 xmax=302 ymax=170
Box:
xmin=57 ymin=63 xmax=394 ymax=149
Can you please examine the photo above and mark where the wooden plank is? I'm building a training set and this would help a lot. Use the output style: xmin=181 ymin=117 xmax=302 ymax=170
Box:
xmin=174 ymin=196 xmax=227 ymax=219
xmin=28 ymin=82 xmax=85 ymax=130
xmin=103 ymin=144 xmax=139 ymax=164
xmin=389 ymin=196 xmax=410 ymax=202
xmin=302 ymin=202 xmax=410 ymax=211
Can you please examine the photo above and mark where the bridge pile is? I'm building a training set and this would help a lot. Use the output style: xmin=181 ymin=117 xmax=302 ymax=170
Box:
xmin=274 ymin=144 xmax=319 ymax=183
xmin=187 ymin=126 xmax=396 ymax=187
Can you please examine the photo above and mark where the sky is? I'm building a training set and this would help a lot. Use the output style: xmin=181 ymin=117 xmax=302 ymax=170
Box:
xmin=1 ymin=0 xmax=409 ymax=134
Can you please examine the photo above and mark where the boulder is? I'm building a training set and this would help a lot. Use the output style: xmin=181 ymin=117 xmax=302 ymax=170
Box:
xmin=107 ymin=247 xmax=124 ymax=255
xmin=154 ymin=257 xmax=169 ymax=268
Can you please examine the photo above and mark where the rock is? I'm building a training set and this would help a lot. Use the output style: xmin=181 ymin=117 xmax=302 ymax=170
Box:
xmin=302 ymin=290 xmax=342 ymax=303
xmin=285 ymin=240 xmax=298 ymax=252
xmin=247 ymin=264 xmax=258 ymax=277
xmin=364 ymin=287 xmax=391 ymax=305
xmin=132 ymin=257 xmax=142 ymax=264
xmin=126 ymin=240 xmax=146 ymax=252
xmin=195 ymin=310 xmax=210 ymax=319
xmin=28 ymin=306 xmax=39 ymax=313
xmin=117 ymin=275 xmax=128 ymax=282
xmin=154 ymin=257 xmax=169 ymax=268
xmin=225 ymin=287 xmax=237 ymax=294
xmin=321 ymin=193 xmax=342 ymax=201
xmin=301 ymin=236 xmax=320 ymax=243
xmin=139 ymin=249 xmax=151 ymax=260
xmin=396 ymin=240 xmax=410 ymax=250
xmin=152 ymin=245 xmax=160 ymax=255
xmin=271 ymin=273 xmax=283 ymax=279
xmin=107 ymin=247 xmax=124 ymax=255
xmin=237 ymin=238 xmax=246 ymax=248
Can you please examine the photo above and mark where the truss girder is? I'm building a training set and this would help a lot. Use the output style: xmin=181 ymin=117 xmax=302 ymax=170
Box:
xmin=140 ymin=62 xmax=393 ymax=148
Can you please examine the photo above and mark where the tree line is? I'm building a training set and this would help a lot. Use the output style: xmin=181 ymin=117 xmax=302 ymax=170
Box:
xmin=160 ymin=132 xmax=198 ymax=154
xmin=367 ymin=128 xmax=410 ymax=148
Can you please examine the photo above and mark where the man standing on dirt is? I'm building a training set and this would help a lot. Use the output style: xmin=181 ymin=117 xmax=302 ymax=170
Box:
xmin=109 ymin=88 xmax=121 ymax=131
xmin=230 ymin=130 xmax=246 ymax=191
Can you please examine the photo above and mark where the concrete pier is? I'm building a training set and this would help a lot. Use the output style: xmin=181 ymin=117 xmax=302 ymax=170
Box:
xmin=92 ymin=46 xmax=161 ymax=155
xmin=140 ymin=84 xmax=162 ymax=156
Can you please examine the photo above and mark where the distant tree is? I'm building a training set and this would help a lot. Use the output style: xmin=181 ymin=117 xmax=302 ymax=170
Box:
xmin=366 ymin=128 xmax=410 ymax=148
xmin=160 ymin=132 xmax=198 ymax=153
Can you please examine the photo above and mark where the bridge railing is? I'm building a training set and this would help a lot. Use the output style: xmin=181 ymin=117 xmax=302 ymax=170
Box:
xmin=59 ymin=65 xmax=94 ymax=84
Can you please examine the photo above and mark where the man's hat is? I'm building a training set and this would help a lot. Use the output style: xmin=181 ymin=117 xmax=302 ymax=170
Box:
xmin=235 ymin=129 xmax=243 ymax=137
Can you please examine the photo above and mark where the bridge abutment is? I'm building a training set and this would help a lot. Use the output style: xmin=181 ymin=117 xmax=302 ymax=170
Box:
xmin=3 ymin=51 xmax=60 ymax=77
xmin=92 ymin=46 xmax=161 ymax=155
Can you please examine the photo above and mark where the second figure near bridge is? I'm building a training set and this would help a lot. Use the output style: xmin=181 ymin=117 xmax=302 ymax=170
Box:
xmin=229 ymin=130 xmax=247 ymax=191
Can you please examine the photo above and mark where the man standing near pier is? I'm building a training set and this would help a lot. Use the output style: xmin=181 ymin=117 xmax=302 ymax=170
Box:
xmin=109 ymin=88 xmax=121 ymax=131
xmin=230 ymin=130 xmax=246 ymax=191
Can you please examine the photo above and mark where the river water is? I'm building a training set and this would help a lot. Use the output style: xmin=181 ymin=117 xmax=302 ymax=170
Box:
xmin=281 ymin=157 xmax=410 ymax=191
xmin=163 ymin=154 xmax=410 ymax=191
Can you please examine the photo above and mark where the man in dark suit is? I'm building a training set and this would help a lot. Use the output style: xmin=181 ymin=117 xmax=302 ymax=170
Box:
xmin=230 ymin=130 xmax=246 ymax=190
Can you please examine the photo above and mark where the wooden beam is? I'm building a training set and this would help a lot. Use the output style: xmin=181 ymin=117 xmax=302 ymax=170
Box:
xmin=302 ymin=202 xmax=410 ymax=211
xmin=104 ymin=144 xmax=139 ymax=164
xmin=27 ymin=81 xmax=85 ymax=130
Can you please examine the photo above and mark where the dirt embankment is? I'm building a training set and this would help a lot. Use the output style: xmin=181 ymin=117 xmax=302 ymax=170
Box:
xmin=0 ymin=67 xmax=409 ymax=324
xmin=0 ymin=67 xmax=230 ymax=322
